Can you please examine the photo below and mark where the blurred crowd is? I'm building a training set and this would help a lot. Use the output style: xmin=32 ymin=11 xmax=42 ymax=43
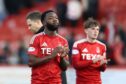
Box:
xmin=0 ymin=0 xmax=126 ymax=66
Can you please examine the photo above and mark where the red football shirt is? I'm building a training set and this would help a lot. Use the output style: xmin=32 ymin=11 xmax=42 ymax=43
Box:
xmin=28 ymin=32 xmax=68 ymax=84
xmin=72 ymin=39 xmax=107 ymax=84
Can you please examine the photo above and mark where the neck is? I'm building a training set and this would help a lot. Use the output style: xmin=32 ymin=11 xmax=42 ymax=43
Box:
xmin=44 ymin=27 xmax=57 ymax=36
xmin=86 ymin=37 xmax=96 ymax=43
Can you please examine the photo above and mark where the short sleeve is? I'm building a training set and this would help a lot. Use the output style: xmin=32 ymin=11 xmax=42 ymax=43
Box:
xmin=27 ymin=35 xmax=40 ymax=56
xmin=72 ymin=42 xmax=80 ymax=56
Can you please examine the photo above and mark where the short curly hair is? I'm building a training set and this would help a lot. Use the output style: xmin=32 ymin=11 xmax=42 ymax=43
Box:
xmin=41 ymin=10 xmax=55 ymax=23
xmin=84 ymin=18 xmax=100 ymax=29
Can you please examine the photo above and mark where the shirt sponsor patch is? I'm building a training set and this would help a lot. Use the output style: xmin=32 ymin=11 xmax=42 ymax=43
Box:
xmin=28 ymin=47 xmax=35 ymax=52
xmin=72 ymin=49 xmax=79 ymax=55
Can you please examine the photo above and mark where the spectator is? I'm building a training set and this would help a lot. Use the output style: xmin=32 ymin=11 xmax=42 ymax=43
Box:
xmin=82 ymin=0 xmax=99 ymax=20
xmin=66 ymin=0 xmax=82 ymax=27
xmin=4 ymin=0 xmax=21 ymax=14
xmin=18 ymin=41 xmax=28 ymax=64
xmin=118 ymin=25 xmax=126 ymax=58
xmin=0 ymin=0 xmax=7 ymax=21
xmin=0 ymin=41 xmax=11 ymax=64
xmin=56 ymin=0 xmax=67 ymax=26
xmin=111 ymin=34 xmax=125 ymax=65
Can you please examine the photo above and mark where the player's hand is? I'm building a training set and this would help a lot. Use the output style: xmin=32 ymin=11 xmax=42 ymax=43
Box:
xmin=60 ymin=45 xmax=69 ymax=58
xmin=52 ymin=46 xmax=64 ymax=57
xmin=63 ymin=45 xmax=69 ymax=53
xmin=100 ymin=59 xmax=110 ymax=65
xmin=93 ymin=57 xmax=101 ymax=63
xmin=92 ymin=56 xmax=105 ymax=63
xmin=60 ymin=52 xmax=67 ymax=58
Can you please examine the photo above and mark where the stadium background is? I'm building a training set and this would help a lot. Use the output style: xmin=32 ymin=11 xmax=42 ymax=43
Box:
xmin=0 ymin=0 xmax=126 ymax=84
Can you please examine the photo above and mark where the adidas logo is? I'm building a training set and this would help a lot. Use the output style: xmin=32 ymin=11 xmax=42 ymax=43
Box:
xmin=41 ymin=42 xmax=48 ymax=47
xmin=82 ymin=48 xmax=88 ymax=52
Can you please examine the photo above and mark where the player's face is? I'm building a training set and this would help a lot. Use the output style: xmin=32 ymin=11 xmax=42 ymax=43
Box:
xmin=27 ymin=19 xmax=41 ymax=33
xmin=45 ymin=12 xmax=59 ymax=31
xmin=85 ymin=26 xmax=100 ymax=39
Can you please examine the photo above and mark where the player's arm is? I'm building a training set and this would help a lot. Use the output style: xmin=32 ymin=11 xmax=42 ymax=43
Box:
xmin=98 ymin=45 xmax=108 ymax=72
xmin=28 ymin=46 xmax=63 ymax=67
xmin=72 ymin=49 xmax=101 ymax=69
xmin=98 ymin=53 xmax=107 ymax=72
xmin=28 ymin=35 xmax=64 ymax=67
xmin=72 ymin=52 xmax=92 ymax=69
xmin=59 ymin=56 xmax=70 ymax=71
xmin=59 ymin=46 xmax=70 ymax=71
xmin=71 ymin=42 xmax=93 ymax=69
xmin=99 ymin=64 xmax=107 ymax=72
xmin=72 ymin=42 xmax=89 ymax=69
xmin=72 ymin=42 xmax=101 ymax=69
xmin=28 ymin=55 xmax=53 ymax=67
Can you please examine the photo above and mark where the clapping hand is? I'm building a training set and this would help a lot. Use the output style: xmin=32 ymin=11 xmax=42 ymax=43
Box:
xmin=60 ymin=45 xmax=69 ymax=58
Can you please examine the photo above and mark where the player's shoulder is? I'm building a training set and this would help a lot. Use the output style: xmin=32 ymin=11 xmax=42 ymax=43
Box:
xmin=96 ymin=40 xmax=106 ymax=47
xmin=35 ymin=32 xmax=44 ymax=37
xmin=57 ymin=34 xmax=67 ymax=41
xmin=73 ymin=39 xmax=87 ymax=47
xmin=30 ymin=32 xmax=44 ymax=44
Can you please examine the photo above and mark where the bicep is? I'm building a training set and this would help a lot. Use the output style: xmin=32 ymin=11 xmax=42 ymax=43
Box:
xmin=72 ymin=48 xmax=93 ymax=69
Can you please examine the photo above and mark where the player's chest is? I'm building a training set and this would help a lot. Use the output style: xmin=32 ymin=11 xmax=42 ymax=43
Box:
xmin=39 ymin=37 xmax=63 ymax=54
xmin=79 ymin=44 xmax=102 ymax=60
